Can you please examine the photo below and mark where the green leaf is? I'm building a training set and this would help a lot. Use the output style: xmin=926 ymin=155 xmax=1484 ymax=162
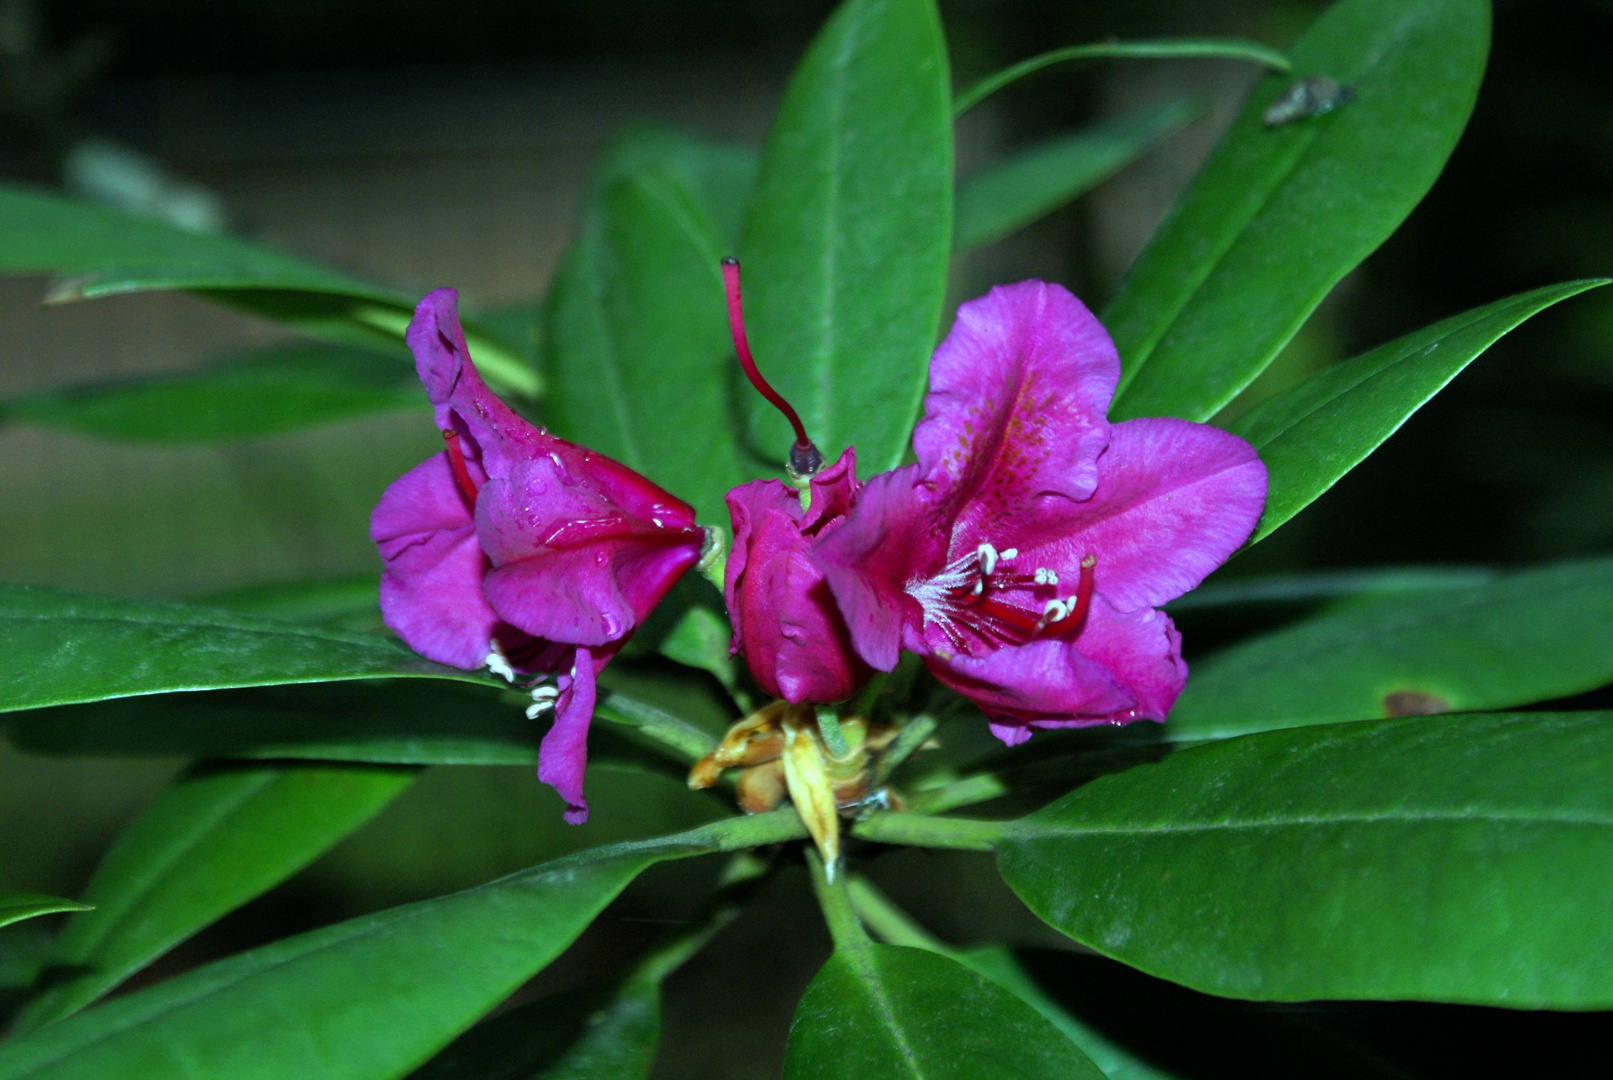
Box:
xmin=1231 ymin=280 xmax=1608 ymax=544
xmin=0 ymin=812 xmax=804 ymax=1080
xmin=1168 ymin=565 xmax=1496 ymax=612
xmin=954 ymin=949 xmax=1179 ymax=1080
xmin=954 ymin=38 xmax=1292 ymax=116
xmin=954 ymin=100 xmax=1200 ymax=255
xmin=190 ymin=574 xmax=382 ymax=627
xmin=406 ymin=980 xmax=659 ymax=1080
xmin=738 ymin=0 xmax=953 ymax=471
xmin=0 ymin=184 xmax=535 ymax=398
xmin=0 ymin=897 xmax=91 ymax=931
xmin=0 ymin=585 xmax=487 ymax=715
xmin=7 ymin=682 xmax=698 ymax=779
xmin=1167 ymin=555 xmax=1613 ymax=742
xmin=592 ymin=127 xmax=758 ymax=246
xmin=784 ymin=944 xmax=1107 ymax=1079
xmin=1106 ymin=0 xmax=1490 ymax=422
xmin=11 ymin=762 xmax=414 ymax=1031
xmin=0 ymin=343 xmax=424 ymax=443
xmin=544 ymin=165 xmax=744 ymax=525
xmin=1001 ymin=712 xmax=1613 ymax=1008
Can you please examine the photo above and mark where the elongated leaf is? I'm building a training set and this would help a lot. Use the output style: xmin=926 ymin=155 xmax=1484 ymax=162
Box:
xmin=0 ymin=897 xmax=91 ymax=931
xmin=954 ymin=100 xmax=1199 ymax=254
xmin=0 ymin=586 xmax=486 ymax=714
xmin=953 ymin=949 xmax=1179 ymax=1080
xmin=954 ymin=39 xmax=1292 ymax=115
xmin=785 ymin=944 xmax=1106 ymax=1079
xmin=12 ymin=762 xmax=415 ymax=1031
xmin=738 ymin=0 xmax=952 ymax=470
xmin=192 ymin=574 xmax=381 ymax=626
xmin=1167 ymin=555 xmax=1613 ymax=741
xmin=0 ymin=812 xmax=803 ymax=1080
xmin=999 ymin=712 xmax=1613 ymax=1007
xmin=1106 ymin=0 xmax=1489 ymax=422
xmin=0 ymin=184 xmax=534 ymax=397
xmin=0 ymin=343 xmax=423 ymax=443
xmin=1233 ymin=280 xmax=1608 ymax=543
xmin=408 ymin=981 xmax=658 ymax=1080
xmin=544 ymin=166 xmax=743 ymax=525
xmin=591 ymin=128 xmax=758 ymax=246
xmin=7 ymin=683 xmax=696 ymax=782
xmin=1167 ymin=565 xmax=1496 ymax=611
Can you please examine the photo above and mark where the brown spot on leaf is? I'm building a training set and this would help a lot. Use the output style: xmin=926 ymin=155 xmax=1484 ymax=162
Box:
xmin=1383 ymin=690 xmax=1452 ymax=717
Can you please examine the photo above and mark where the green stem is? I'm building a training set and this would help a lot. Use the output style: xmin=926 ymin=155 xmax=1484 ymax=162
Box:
xmin=955 ymin=38 xmax=1292 ymax=116
xmin=805 ymin=849 xmax=871 ymax=955
xmin=851 ymin=812 xmax=1007 ymax=851
xmin=594 ymin=691 xmax=718 ymax=764
xmin=845 ymin=876 xmax=949 ymax=953
xmin=904 ymin=772 xmax=1009 ymax=815
xmin=874 ymin=713 xmax=937 ymax=784
xmin=846 ymin=670 xmax=889 ymax=719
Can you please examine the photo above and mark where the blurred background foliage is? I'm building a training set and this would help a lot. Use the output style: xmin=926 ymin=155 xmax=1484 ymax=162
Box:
xmin=2 ymin=1 xmax=1610 ymax=1075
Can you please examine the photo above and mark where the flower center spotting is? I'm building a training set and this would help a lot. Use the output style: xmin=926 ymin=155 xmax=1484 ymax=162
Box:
xmin=908 ymin=542 xmax=1096 ymax=654
xmin=721 ymin=257 xmax=824 ymax=479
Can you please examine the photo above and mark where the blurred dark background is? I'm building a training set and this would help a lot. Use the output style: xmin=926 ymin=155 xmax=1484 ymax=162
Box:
xmin=3 ymin=1 xmax=1611 ymax=1076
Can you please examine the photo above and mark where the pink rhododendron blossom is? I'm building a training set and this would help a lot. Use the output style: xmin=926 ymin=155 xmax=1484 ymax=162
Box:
xmin=725 ymin=447 xmax=870 ymax=703
xmin=814 ymin=280 xmax=1267 ymax=744
xmin=371 ymin=289 xmax=705 ymax=821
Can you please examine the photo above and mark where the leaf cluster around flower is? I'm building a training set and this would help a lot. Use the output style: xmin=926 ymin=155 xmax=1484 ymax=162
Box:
xmin=374 ymin=280 xmax=1266 ymax=819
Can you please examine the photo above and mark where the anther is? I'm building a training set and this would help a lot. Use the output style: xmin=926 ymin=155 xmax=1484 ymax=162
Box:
xmin=1034 ymin=568 xmax=1058 ymax=586
xmin=442 ymin=430 xmax=480 ymax=505
xmin=721 ymin=257 xmax=823 ymax=477
xmin=976 ymin=542 xmax=999 ymax=577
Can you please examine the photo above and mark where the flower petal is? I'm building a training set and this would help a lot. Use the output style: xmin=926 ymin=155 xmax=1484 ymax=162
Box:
xmin=371 ymin=451 xmax=498 ymax=670
xmin=538 ymin=646 xmax=601 ymax=824
xmin=723 ymin=478 xmax=800 ymax=657
xmin=801 ymin=447 xmax=859 ymax=533
xmin=914 ymin=281 xmax=1117 ymax=542
xmin=925 ymin=635 xmax=1134 ymax=730
xmin=476 ymin=457 xmax=703 ymax=647
xmin=406 ymin=288 xmax=547 ymax=480
xmin=1021 ymin=417 xmax=1267 ymax=611
xmin=814 ymin=464 xmax=940 ymax=672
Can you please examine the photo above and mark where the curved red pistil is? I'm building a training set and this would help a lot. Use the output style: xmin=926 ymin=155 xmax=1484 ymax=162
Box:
xmin=955 ymin=555 xmax=1096 ymax=644
xmin=721 ymin=257 xmax=822 ymax=475
xmin=442 ymin=429 xmax=480 ymax=504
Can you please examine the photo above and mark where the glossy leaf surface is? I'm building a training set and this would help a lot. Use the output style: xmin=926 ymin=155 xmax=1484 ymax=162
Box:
xmin=0 ymin=184 xmax=534 ymax=397
xmin=1106 ymin=0 xmax=1489 ymax=422
xmin=0 ymin=812 xmax=803 ymax=1080
xmin=954 ymin=100 xmax=1199 ymax=254
xmin=0 ymin=897 xmax=91 ymax=931
xmin=1233 ymin=279 xmax=1608 ymax=544
xmin=0 ymin=586 xmax=484 ymax=714
xmin=739 ymin=0 xmax=952 ymax=470
xmin=12 ymin=763 xmax=415 ymax=1030
xmin=544 ymin=165 xmax=743 ymax=525
xmin=999 ymin=712 xmax=1613 ymax=1007
xmin=408 ymin=982 xmax=659 ymax=1080
xmin=0 ymin=343 xmax=423 ymax=443
xmin=1167 ymin=556 xmax=1613 ymax=741
xmin=785 ymin=944 xmax=1105 ymax=1079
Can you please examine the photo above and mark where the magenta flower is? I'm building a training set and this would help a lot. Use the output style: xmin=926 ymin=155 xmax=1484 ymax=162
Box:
xmin=370 ymin=289 xmax=705 ymax=821
xmin=724 ymin=447 xmax=870 ymax=703
xmin=814 ymin=281 xmax=1267 ymax=745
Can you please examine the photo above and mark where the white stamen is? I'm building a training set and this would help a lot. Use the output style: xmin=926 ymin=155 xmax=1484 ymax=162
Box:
xmin=484 ymin=642 xmax=518 ymax=683
xmin=1039 ymin=598 xmax=1070 ymax=626
xmin=971 ymin=579 xmax=983 ymax=596
xmin=976 ymin=542 xmax=999 ymax=577
xmin=526 ymin=684 xmax=559 ymax=719
xmin=999 ymin=547 xmax=1018 ymax=561
xmin=1034 ymin=568 xmax=1058 ymax=586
